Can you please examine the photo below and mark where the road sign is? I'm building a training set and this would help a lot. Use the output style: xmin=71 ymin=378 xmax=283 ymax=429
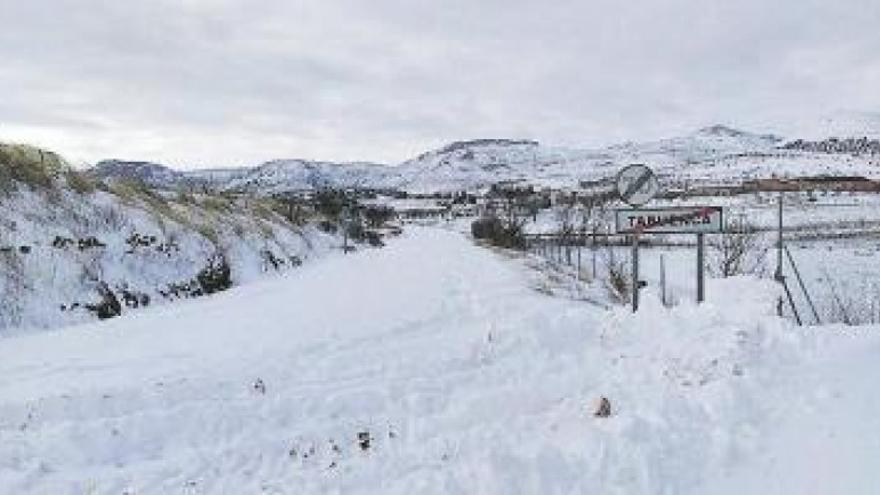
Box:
xmin=615 ymin=206 xmax=723 ymax=234
xmin=616 ymin=164 xmax=659 ymax=206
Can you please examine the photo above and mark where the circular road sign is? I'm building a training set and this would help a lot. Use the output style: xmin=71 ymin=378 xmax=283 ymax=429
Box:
xmin=616 ymin=164 xmax=659 ymax=206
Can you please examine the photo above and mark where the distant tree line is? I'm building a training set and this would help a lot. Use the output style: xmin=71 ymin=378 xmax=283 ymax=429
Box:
xmin=782 ymin=137 xmax=880 ymax=155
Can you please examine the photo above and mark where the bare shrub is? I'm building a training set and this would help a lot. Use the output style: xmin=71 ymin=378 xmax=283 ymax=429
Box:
xmin=94 ymin=204 xmax=127 ymax=231
xmin=603 ymin=250 xmax=631 ymax=304
xmin=817 ymin=268 xmax=880 ymax=326
xmin=708 ymin=221 xmax=770 ymax=277
xmin=471 ymin=215 xmax=526 ymax=250
xmin=362 ymin=205 xmax=395 ymax=228
xmin=313 ymin=189 xmax=352 ymax=220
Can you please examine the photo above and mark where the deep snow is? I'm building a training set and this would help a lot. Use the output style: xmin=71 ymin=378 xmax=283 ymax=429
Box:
xmin=709 ymin=329 xmax=880 ymax=495
xmin=1 ymin=227 xmax=878 ymax=494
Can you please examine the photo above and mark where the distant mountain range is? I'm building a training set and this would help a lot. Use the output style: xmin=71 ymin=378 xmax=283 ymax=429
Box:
xmin=87 ymin=121 xmax=880 ymax=194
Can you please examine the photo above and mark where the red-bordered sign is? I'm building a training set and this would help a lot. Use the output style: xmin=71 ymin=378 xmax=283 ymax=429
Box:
xmin=615 ymin=206 xmax=724 ymax=234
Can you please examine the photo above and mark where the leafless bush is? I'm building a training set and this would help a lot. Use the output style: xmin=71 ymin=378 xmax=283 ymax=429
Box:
xmin=817 ymin=269 xmax=880 ymax=326
xmin=555 ymin=203 xmax=576 ymax=238
xmin=471 ymin=215 xmax=527 ymax=250
xmin=94 ymin=203 xmax=127 ymax=231
xmin=708 ymin=221 xmax=770 ymax=277
xmin=602 ymin=248 xmax=631 ymax=304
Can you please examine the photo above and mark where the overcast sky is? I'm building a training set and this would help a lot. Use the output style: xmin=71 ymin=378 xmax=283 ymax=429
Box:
xmin=1 ymin=0 xmax=879 ymax=168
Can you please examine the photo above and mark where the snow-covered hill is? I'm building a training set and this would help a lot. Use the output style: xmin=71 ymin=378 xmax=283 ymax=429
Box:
xmin=215 ymin=159 xmax=389 ymax=194
xmin=388 ymin=138 xmax=613 ymax=193
xmin=608 ymin=125 xmax=782 ymax=162
xmin=85 ymin=118 xmax=880 ymax=195
xmin=388 ymin=125 xmax=878 ymax=191
xmin=90 ymin=159 xmax=390 ymax=194
xmin=89 ymin=160 xmax=190 ymax=189
xmin=372 ymin=122 xmax=880 ymax=192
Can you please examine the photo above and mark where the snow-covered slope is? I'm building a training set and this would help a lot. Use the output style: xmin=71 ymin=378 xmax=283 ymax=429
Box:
xmin=0 ymin=145 xmax=348 ymax=334
xmin=217 ymin=159 xmax=389 ymax=193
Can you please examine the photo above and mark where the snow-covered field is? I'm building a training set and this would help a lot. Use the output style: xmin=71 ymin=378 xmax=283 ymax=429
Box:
xmin=523 ymin=187 xmax=880 ymax=327
xmin=1 ymin=226 xmax=878 ymax=493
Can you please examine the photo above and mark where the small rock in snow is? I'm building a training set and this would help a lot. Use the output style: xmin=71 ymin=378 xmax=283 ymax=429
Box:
xmin=594 ymin=397 xmax=612 ymax=418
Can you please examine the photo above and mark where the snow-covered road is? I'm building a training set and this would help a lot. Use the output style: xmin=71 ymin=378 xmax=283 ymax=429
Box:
xmin=1 ymin=227 xmax=878 ymax=494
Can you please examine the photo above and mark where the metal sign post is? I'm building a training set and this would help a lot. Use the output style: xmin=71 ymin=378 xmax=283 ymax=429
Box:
xmin=615 ymin=164 xmax=659 ymax=312
xmin=614 ymin=165 xmax=725 ymax=310
xmin=615 ymin=205 xmax=724 ymax=309
xmin=631 ymin=233 xmax=640 ymax=312
xmin=697 ymin=233 xmax=705 ymax=303
xmin=660 ymin=254 xmax=667 ymax=307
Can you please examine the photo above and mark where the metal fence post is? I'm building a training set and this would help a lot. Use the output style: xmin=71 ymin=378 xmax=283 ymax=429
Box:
xmin=577 ymin=242 xmax=582 ymax=280
xmin=775 ymin=193 xmax=785 ymax=317
xmin=591 ymin=226 xmax=597 ymax=278
xmin=775 ymin=193 xmax=784 ymax=282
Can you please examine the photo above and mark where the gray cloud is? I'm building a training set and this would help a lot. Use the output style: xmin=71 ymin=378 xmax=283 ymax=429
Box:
xmin=1 ymin=0 xmax=878 ymax=168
